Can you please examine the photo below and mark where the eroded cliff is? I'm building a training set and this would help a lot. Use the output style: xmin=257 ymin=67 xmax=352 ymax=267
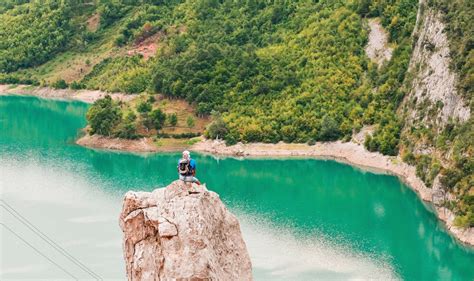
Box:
xmin=398 ymin=0 xmax=473 ymax=230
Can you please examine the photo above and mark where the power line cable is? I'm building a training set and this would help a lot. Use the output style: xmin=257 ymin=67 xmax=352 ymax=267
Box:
xmin=0 ymin=200 xmax=103 ymax=280
xmin=0 ymin=222 xmax=79 ymax=281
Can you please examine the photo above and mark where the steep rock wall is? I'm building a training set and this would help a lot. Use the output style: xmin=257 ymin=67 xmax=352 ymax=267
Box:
xmin=403 ymin=3 xmax=470 ymax=130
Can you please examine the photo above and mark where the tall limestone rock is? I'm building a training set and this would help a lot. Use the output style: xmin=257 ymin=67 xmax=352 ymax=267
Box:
xmin=119 ymin=180 xmax=252 ymax=280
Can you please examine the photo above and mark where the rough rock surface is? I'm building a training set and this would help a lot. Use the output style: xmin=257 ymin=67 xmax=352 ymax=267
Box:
xmin=119 ymin=180 xmax=252 ymax=281
xmin=404 ymin=8 xmax=470 ymax=126
xmin=365 ymin=18 xmax=393 ymax=67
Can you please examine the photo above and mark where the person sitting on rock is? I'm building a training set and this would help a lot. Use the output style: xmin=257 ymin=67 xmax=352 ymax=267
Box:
xmin=178 ymin=150 xmax=201 ymax=185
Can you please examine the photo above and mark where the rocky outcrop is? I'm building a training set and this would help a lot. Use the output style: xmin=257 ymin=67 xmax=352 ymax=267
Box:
xmin=119 ymin=181 xmax=252 ymax=281
xmin=403 ymin=4 xmax=470 ymax=127
xmin=365 ymin=18 xmax=393 ymax=67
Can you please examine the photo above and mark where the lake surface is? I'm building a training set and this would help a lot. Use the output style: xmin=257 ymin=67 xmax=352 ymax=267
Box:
xmin=1 ymin=95 xmax=473 ymax=280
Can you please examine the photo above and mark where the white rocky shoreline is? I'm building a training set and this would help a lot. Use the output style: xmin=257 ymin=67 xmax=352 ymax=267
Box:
xmin=0 ymin=84 xmax=135 ymax=103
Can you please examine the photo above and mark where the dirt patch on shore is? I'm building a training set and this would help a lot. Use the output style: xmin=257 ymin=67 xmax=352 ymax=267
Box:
xmin=0 ymin=84 xmax=136 ymax=104
xmin=77 ymin=135 xmax=159 ymax=152
xmin=76 ymin=134 xmax=196 ymax=153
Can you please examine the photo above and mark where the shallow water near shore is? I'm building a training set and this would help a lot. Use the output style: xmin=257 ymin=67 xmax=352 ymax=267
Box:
xmin=1 ymin=95 xmax=473 ymax=280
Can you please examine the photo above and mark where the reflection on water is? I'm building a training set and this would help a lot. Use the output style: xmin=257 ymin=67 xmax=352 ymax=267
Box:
xmin=1 ymin=95 xmax=473 ymax=280
xmin=239 ymin=213 xmax=398 ymax=280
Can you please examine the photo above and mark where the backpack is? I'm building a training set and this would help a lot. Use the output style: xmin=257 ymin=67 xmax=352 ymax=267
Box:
xmin=178 ymin=159 xmax=192 ymax=176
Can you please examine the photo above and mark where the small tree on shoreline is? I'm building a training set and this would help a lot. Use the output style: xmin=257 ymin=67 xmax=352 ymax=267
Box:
xmin=86 ymin=95 xmax=121 ymax=136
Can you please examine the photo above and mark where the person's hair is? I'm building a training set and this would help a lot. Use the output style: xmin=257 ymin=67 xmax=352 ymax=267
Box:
xmin=182 ymin=150 xmax=190 ymax=159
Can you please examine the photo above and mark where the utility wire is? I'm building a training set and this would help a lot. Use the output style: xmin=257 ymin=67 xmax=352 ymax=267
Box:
xmin=0 ymin=200 xmax=103 ymax=280
xmin=0 ymin=222 xmax=78 ymax=281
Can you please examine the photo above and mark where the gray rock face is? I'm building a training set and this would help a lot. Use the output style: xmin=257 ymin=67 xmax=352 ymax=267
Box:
xmin=404 ymin=6 xmax=470 ymax=127
xmin=119 ymin=180 xmax=252 ymax=281
xmin=365 ymin=18 xmax=393 ymax=67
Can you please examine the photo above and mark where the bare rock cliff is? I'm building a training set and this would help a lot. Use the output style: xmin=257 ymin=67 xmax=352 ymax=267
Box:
xmin=403 ymin=2 xmax=470 ymax=128
xmin=119 ymin=180 xmax=252 ymax=280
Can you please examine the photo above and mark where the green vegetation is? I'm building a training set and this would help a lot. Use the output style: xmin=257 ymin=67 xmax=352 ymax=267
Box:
xmin=186 ymin=116 xmax=195 ymax=128
xmin=51 ymin=79 xmax=68 ymax=89
xmin=116 ymin=111 xmax=139 ymax=139
xmin=205 ymin=112 xmax=228 ymax=141
xmin=0 ymin=1 xmax=73 ymax=73
xmin=149 ymin=108 xmax=166 ymax=131
xmin=86 ymin=95 xmax=121 ymax=136
xmin=168 ymin=113 xmax=178 ymax=127
xmin=86 ymin=94 xmax=204 ymax=139
xmin=81 ymin=56 xmax=151 ymax=93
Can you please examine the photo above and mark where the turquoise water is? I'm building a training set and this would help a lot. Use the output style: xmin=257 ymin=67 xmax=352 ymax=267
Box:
xmin=1 ymin=95 xmax=473 ymax=280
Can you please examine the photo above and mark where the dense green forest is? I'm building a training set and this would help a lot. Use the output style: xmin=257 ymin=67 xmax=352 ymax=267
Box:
xmin=0 ymin=1 xmax=472 ymax=225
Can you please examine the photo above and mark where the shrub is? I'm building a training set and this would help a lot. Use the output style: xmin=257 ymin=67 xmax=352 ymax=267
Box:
xmin=157 ymin=132 xmax=201 ymax=139
xmin=453 ymin=212 xmax=474 ymax=228
xmin=51 ymin=79 xmax=68 ymax=89
xmin=440 ymin=168 xmax=463 ymax=190
xmin=147 ymin=95 xmax=156 ymax=103
xmin=115 ymin=34 xmax=127 ymax=46
xmin=206 ymin=114 xmax=228 ymax=139
xmin=225 ymin=134 xmax=237 ymax=146
xmin=365 ymin=135 xmax=377 ymax=152
xmin=168 ymin=113 xmax=178 ymax=126
xmin=81 ymin=56 xmax=151 ymax=93
xmin=137 ymin=101 xmax=152 ymax=113
xmin=69 ymin=81 xmax=85 ymax=90
xmin=242 ymin=123 xmax=263 ymax=142
xmin=0 ymin=73 xmax=39 ymax=85
xmin=186 ymin=116 xmax=195 ymax=128
xmin=319 ymin=115 xmax=341 ymax=141
xmin=402 ymin=150 xmax=416 ymax=165
xmin=149 ymin=109 xmax=166 ymax=130
xmin=115 ymin=112 xmax=139 ymax=139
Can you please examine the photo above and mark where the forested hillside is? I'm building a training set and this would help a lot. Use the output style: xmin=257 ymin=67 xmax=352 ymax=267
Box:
xmin=0 ymin=1 xmax=472 ymax=225
xmin=0 ymin=0 xmax=417 ymax=151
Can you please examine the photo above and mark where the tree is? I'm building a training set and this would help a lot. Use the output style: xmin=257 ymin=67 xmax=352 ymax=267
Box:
xmin=149 ymin=109 xmax=166 ymax=130
xmin=206 ymin=113 xmax=228 ymax=139
xmin=86 ymin=95 xmax=121 ymax=136
xmin=115 ymin=112 xmax=138 ymax=139
xmin=137 ymin=101 xmax=152 ymax=113
xmin=51 ymin=79 xmax=68 ymax=89
xmin=186 ymin=116 xmax=195 ymax=128
xmin=319 ymin=115 xmax=341 ymax=141
xmin=69 ymin=81 xmax=84 ymax=90
xmin=168 ymin=113 xmax=178 ymax=126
